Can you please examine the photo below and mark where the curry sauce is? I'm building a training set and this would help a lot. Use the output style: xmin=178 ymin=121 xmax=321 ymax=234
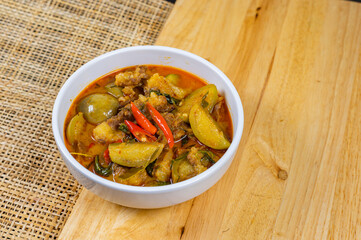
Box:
xmin=64 ymin=65 xmax=233 ymax=186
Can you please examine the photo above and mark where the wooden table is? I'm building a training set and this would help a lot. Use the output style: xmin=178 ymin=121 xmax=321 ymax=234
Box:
xmin=59 ymin=0 xmax=361 ymax=239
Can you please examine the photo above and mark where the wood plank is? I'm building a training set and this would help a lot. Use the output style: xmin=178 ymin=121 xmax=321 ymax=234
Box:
xmin=59 ymin=0 xmax=361 ymax=239
xmin=220 ymin=1 xmax=361 ymax=239
xmin=270 ymin=3 xmax=361 ymax=239
xmin=178 ymin=0 xmax=292 ymax=238
xmin=59 ymin=189 xmax=192 ymax=239
xmin=327 ymin=53 xmax=361 ymax=239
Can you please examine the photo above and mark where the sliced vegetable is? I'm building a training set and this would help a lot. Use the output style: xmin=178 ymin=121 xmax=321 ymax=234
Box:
xmin=201 ymin=92 xmax=209 ymax=108
xmin=177 ymin=84 xmax=218 ymax=122
xmin=124 ymin=120 xmax=156 ymax=142
xmin=172 ymin=158 xmax=194 ymax=183
xmin=70 ymin=152 xmax=93 ymax=158
xmin=94 ymin=155 xmax=112 ymax=176
xmin=77 ymin=93 xmax=119 ymax=124
xmin=156 ymin=181 xmax=170 ymax=186
xmin=189 ymin=103 xmax=231 ymax=150
xmin=87 ymin=143 xmax=107 ymax=156
xmin=105 ymin=82 xmax=123 ymax=98
xmin=108 ymin=142 xmax=164 ymax=168
xmin=147 ymin=103 xmax=174 ymax=148
xmin=165 ymin=74 xmax=180 ymax=85
xmin=66 ymin=112 xmax=86 ymax=145
xmin=131 ymin=102 xmax=157 ymax=134
xmin=116 ymin=167 xmax=144 ymax=179
xmin=122 ymin=169 xmax=148 ymax=186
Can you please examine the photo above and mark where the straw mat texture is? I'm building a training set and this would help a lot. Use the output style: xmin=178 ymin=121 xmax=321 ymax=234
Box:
xmin=0 ymin=0 xmax=173 ymax=239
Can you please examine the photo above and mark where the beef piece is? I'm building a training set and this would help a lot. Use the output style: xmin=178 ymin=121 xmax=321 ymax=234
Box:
xmin=162 ymin=112 xmax=191 ymax=140
xmin=93 ymin=122 xmax=125 ymax=143
xmin=118 ymin=86 xmax=141 ymax=107
xmin=187 ymin=147 xmax=207 ymax=174
xmin=162 ymin=112 xmax=175 ymax=128
xmin=112 ymin=163 xmax=127 ymax=177
xmin=107 ymin=92 xmax=153 ymax=130
xmin=131 ymin=94 xmax=152 ymax=120
xmin=122 ymin=86 xmax=136 ymax=96
xmin=118 ymin=96 xmax=131 ymax=108
xmin=175 ymin=147 xmax=189 ymax=156
xmin=153 ymin=149 xmax=173 ymax=182
xmin=146 ymin=73 xmax=190 ymax=99
xmin=115 ymin=65 xmax=149 ymax=87
xmin=148 ymin=92 xmax=175 ymax=113
xmin=107 ymin=107 xmax=132 ymax=130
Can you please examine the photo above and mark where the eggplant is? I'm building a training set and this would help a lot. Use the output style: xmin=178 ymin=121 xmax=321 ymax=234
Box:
xmin=66 ymin=112 xmax=86 ymax=145
xmin=77 ymin=93 xmax=119 ymax=124
xmin=165 ymin=74 xmax=180 ymax=85
xmin=108 ymin=142 xmax=164 ymax=168
xmin=105 ymin=82 xmax=123 ymax=98
xmin=189 ymin=103 xmax=231 ymax=149
xmin=171 ymin=158 xmax=195 ymax=183
xmin=177 ymin=84 xmax=218 ymax=122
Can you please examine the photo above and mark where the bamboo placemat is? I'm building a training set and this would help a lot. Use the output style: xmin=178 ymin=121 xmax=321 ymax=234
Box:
xmin=0 ymin=0 xmax=173 ymax=239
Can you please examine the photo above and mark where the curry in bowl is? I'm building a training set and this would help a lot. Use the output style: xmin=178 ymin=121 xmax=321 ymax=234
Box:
xmin=64 ymin=65 xmax=232 ymax=186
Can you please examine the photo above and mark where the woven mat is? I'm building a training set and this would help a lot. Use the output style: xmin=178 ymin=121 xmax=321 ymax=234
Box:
xmin=0 ymin=0 xmax=173 ymax=239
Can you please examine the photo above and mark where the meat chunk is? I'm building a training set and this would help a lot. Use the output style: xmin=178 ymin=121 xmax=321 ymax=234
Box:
xmin=130 ymin=94 xmax=152 ymax=120
xmin=146 ymin=73 xmax=190 ymax=99
xmin=113 ymin=165 xmax=149 ymax=186
xmin=126 ymin=170 xmax=148 ymax=186
xmin=115 ymin=65 xmax=149 ymax=87
xmin=161 ymin=112 xmax=191 ymax=140
xmin=187 ymin=147 xmax=207 ymax=174
xmin=107 ymin=93 xmax=151 ymax=130
xmin=116 ymin=169 xmax=148 ymax=186
xmin=118 ymin=86 xmax=138 ymax=107
xmin=118 ymin=96 xmax=131 ymax=108
xmin=107 ymin=107 xmax=133 ymax=130
xmin=112 ymin=163 xmax=127 ymax=177
xmin=162 ymin=112 xmax=175 ymax=128
xmin=148 ymin=92 xmax=175 ymax=113
xmin=122 ymin=86 xmax=136 ymax=96
xmin=93 ymin=122 xmax=125 ymax=143
xmin=153 ymin=149 xmax=173 ymax=182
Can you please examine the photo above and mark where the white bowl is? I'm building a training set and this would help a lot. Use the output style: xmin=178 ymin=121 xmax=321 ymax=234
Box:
xmin=52 ymin=46 xmax=244 ymax=209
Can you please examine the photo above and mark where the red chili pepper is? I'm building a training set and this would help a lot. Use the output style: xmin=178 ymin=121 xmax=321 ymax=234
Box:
xmin=88 ymin=142 xmax=95 ymax=149
xmin=131 ymin=102 xmax=157 ymax=135
xmin=115 ymin=139 xmax=123 ymax=143
xmin=103 ymin=149 xmax=111 ymax=165
xmin=146 ymin=103 xmax=174 ymax=148
xmin=124 ymin=120 xmax=157 ymax=142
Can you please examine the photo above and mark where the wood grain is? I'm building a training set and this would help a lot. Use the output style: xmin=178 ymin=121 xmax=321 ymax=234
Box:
xmin=59 ymin=0 xmax=361 ymax=239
